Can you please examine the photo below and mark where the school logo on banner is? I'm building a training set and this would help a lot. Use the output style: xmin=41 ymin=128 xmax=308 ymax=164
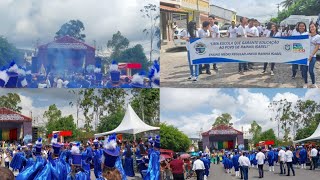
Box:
xmin=194 ymin=42 xmax=206 ymax=55
xmin=293 ymin=43 xmax=306 ymax=53
xmin=284 ymin=44 xmax=291 ymax=51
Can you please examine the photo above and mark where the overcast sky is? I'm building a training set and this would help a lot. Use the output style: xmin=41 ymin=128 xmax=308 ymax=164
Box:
xmin=161 ymin=88 xmax=320 ymax=139
xmin=0 ymin=89 xmax=133 ymax=129
xmin=0 ymin=0 xmax=159 ymax=57
xmin=210 ymin=0 xmax=284 ymax=22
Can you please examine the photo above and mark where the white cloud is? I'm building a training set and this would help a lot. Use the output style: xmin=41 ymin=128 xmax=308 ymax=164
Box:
xmin=0 ymin=0 xmax=159 ymax=53
xmin=304 ymin=89 xmax=320 ymax=103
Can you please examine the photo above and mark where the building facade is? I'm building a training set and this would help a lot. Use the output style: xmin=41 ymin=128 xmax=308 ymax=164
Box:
xmin=0 ymin=108 xmax=32 ymax=141
xmin=181 ymin=0 xmax=210 ymax=25
xmin=210 ymin=5 xmax=237 ymax=26
xmin=202 ymin=125 xmax=244 ymax=150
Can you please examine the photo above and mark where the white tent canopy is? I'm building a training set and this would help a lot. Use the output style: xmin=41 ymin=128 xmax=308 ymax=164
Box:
xmin=294 ymin=123 xmax=320 ymax=143
xmin=94 ymin=104 xmax=159 ymax=138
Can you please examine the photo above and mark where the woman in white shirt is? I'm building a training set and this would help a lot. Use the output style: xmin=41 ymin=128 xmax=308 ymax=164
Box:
xmin=180 ymin=21 xmax=199 ymax=81
xmin=291 ymin=22 xmax=309 ymax=86
xmin=306 ymin=22 xmax=320 ymax=88
xmin=262 ymin=23 xmax=281 ymax=75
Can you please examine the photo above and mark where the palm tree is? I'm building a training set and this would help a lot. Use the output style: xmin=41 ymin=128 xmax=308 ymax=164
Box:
xmin=281 ymin=0 xmax=295 ymax=8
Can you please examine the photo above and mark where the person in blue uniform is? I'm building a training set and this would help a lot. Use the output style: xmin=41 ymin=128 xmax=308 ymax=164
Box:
xmin=123 ymin=144 xmax=135 ymax=177
xmin=273 ymin=149 xmax=278 ymax=165
xmin=81 ymin=144 xmax=91 ymax=180
xmin=16 ymin=138 xmax=46 ymax=180
xmin=144 ymin=135 xmax=160 ymax=180
xmin=299 ymin=146 xmax=307 ymax=169
xmin=67 ymin=143 xmax=90 ymax=180
xmin=10 ymin=145 xmax=25 ymax=172
xmin=267 ymin=147 xmax=275 ymax=172
xmin=148 ymin=60 xmax=160 ymax=88
xmin=232 ymin=150 xmax=240 ymax=177
xmin=200 ymin=153 xmax=210 ymax=177
xmin=93 ymin=138 xmax=102 ymax=178
xmin=107 ymin=60 xmax=121 ymax=88
xmin=130 ymin=71 xmax=149 ymax=88
xmin=102 ymin=133 xmax=126 ymax=180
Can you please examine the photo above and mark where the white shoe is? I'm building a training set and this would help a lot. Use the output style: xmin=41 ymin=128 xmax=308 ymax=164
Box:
xmin=270 ymin=71 xmax=274 ymax=76
xmin=303 ymin=84 xmax=308 ymax=88
xmin=188 ymin=75 xmax=193 ymax=80
xmin=261 ymin=71 xmax=266 ymax=74
xmin=311 ymin=84 xmax=318 ymax=88
xmin=193 ymin=77 xmax=198 ymax=81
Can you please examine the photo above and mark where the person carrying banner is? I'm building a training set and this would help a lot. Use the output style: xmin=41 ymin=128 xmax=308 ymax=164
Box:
xmin=291 ymin=22 xmax=309 ymax=86
xmin=262 ymin=23 xmax=281 ymax=76
xmin=180 ymin=21 xmax=199 ymax=81
xmin=208 ymin=15 xmax=219 ymax=72
xmin=306 ymin=22 xmax=320 ymax=88
xmin=237 ymin=17 xmax=248 ymax=74
xmin=198 ymin=21 xmax=212 ymax=75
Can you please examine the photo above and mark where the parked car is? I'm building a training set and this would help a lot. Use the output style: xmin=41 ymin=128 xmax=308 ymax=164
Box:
xmin=173 ymin=28 xmax=187 ymax=47
xmin=219 ymin=23 xmax=231 ymax=38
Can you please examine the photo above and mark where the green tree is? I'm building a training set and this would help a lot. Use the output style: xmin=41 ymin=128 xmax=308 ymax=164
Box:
xmin=97 ymin=110 xmax=125 ymax=133
xmin=107 ymin=31 xmax=130 ymax=58
xmin=140 ymin=3 xmax=160 ymax=61
xmin=0 ymin=37 xmax=21 ymax=67
xmin=281 ymin=0 xmax=296 ymax=8
xmin=160 ymin=123 xmax=191 ymax=152
xmin=258 ymin=129 xmax=277 ymax=143
xmin=212 ymin=113 xmax=232 ymax=127
xmin=249 ymin=121 xmax=262 ymax=145
xmin=0 ymin=93 xmax=22 ymax=113
xmin=131 ymin=89 xmax=160 ymax=125
xmin=114 ymin=44 xmax=151 ymax=72
xmin=55 ymin=20 xmax=86 ymax=41
xmin=44 ymin=105 xmax=77 ymax=138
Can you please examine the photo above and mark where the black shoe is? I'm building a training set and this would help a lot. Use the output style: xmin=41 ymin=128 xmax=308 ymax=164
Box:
xmin=199 ymin=71 xmax=203 ymax=74
xmin=286 ymin=175 xmax=290 ymax=176
xmin=206 ymin=71 xmax=211 ymax=75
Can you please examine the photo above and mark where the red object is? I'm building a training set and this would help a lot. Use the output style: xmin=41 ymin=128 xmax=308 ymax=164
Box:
xmin=256 ymin=140 xmax=275 ymax=147
xmin=160 ymin=5 xmax=187 ymax=13
xmin=161 ymin=154 xmax=172 ymax=159
xmin=117 ymin=134 xmax=123 ymax=142
xmin=48 ymin=130 xmax=72 ymax=138
xmin=228 ymin=141 xmax=233 ymax=149
xmin=170 ymin=159 xmax=184 ymax=174
xmin=9 ymin=128 xmax=17 ymax=140
xmin=118 ymin=63 xmax=142 ymax=69
xmin=180 ymin=153 xmax=191 ymax=159
xmin=0 ymin=108 xmax=32 ymax=123
xmin=202 ymin=125 xmax=243 ymax=136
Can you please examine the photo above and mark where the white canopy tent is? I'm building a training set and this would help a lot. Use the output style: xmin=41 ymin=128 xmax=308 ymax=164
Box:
xmin=94 ymin=104 xmax=159 ymax=138
xmin=294 ymin=123 xmax=320 ymax=143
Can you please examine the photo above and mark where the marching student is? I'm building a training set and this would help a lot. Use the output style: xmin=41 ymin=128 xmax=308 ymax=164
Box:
xmin=228 ymin=21 xmax=238 ymax=38
xmin=237 ymin=17 xmax=248 ymax=74
xmin=291 ymin=22 xmax=309 ymax=87
xmin=198 ymin=21 xmax=212 ymax=75
xmin=246 ymin=19 xmax=259 ymax=70
xmin=262 ymin=23 xmax=281 ymax=76
xmin=208 ymin=15 xmax=219 ymax=71
xmin=180 ymin=21 xmax=199 ymax=81
xmin=306 ymin=22 xmax=320 ymax=88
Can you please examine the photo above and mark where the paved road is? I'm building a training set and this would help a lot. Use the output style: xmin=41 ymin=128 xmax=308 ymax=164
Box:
xmin=189 ymin=163 xmax=320 ymax=180
xmin=161 ymin=46 xmax=320 ymax=88
xmin=90 ymin=169 xmax=141 ymax=180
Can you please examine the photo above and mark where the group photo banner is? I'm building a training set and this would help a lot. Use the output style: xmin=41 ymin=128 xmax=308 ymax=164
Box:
xmin=189 ymin=35 xmax=310 ymax=65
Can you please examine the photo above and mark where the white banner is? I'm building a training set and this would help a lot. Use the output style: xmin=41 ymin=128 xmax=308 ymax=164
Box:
xmin=189 ymin=35 xmax=310 ymax=65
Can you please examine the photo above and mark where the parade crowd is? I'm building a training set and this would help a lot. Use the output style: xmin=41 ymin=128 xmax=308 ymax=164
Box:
xmin=0 ymin=134 xmax=160 ymax=180
xmin=161 ymin=145 xmax=320 ymax=180
xmin=181 ymin=14 xmax=320 ymax=88
xmin=0 ymin=60 xmax=160 ymax=89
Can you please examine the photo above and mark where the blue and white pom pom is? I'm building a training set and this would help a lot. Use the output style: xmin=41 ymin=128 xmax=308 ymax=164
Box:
xmin=71 ymin=142 xmax=80 ymax=154
xmin=104 ymin=133 xmax=117 ymax=150
xmin=94 ymin=66 xmax=101 ymax=73
xmin=109 ymin=60 xmax=119 ymax=72
xmin=131 ymin=71 xmax=146 ymax=85
xmin=51 ymin=133 xmax=58 ymax=145
xmin=36 ymin=137 xmax=42 ymax=145
xmin=0 ymin=69 xmax=9 ymax=84
xmin=8 ymin=61 xmax=19 ymax=73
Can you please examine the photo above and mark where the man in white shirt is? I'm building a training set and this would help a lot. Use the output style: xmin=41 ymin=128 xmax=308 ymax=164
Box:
xmin=256 ymin=148 xmax=265 ymax=178
xmin=310 ymin=146 xmax=318 ymax=170
xmin=228 ymin=21 xmax=238 ymax=38
xmin=193 ymin=156 xmax=205 ymax=180
xmin=278 ymin=147 xmax=286 ymax=174
xmin=239 ymin=152 xmax=250 ymax=180
xmin=285 ymin=147 xmax=295 ymax=176
xmin=4 ymin=152 xmax=10 ymax=168
xmin=208 ymin=15 xmax=219 ymax=72
xmin=237 ymin=17 xmax=248 ymax=74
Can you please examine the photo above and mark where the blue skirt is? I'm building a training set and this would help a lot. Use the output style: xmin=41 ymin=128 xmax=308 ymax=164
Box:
xmin=124 ymin=157 xmax=135 ymax=177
